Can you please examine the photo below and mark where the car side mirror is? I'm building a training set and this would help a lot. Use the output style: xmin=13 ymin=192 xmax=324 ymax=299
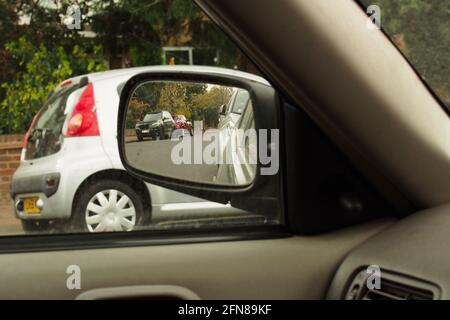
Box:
xmin=117 ymin=68 xmax=280 ymax=213
xmin=219 ymin=104 xmax=227 ymax=116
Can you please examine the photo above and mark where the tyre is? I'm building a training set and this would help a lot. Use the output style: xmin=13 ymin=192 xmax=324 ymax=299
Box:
xmin=166 ymin=128 xmax=173 ymax=139
xmin=159 ymin=126 xmax=165 ymax=140
xmin=66 ymin=179 xmax=149 ymax=233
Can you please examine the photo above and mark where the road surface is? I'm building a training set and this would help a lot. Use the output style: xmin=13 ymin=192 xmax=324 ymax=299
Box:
xmin=125 ymin=135 xmax=220 ymax=184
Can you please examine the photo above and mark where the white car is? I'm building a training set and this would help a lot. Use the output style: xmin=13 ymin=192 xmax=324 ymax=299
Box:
xmin=10 ymin=66 xmax=261 ymax=233
xmin=218 ymin=88 xmax=250 ymax=131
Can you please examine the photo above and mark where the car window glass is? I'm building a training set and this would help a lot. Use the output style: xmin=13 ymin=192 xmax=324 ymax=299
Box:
xmin=0 ymin=0 xmax=279 ymax=236
xmin=359 ymin=0 xmax=450 ymax=110
xmin=24 ymin=85 xmax=80 ymax=160
xmin=231 ymin=90 xmax=250 ymax=114
xmin=143 ymin=113 xmax=162 ymax=122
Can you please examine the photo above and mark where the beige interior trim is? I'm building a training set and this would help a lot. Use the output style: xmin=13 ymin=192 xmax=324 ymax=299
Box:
xmin=197 ymin=0 xmax=450 ymax=209
xmin=76 ymin=285 xmax=201 ymax=300
xmin=0 ymin=219 xmax=393 ymax=299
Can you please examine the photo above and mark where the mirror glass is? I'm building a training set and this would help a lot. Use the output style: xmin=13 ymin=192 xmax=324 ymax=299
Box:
xmin=124 ymin=81 xmax=257 ymax=186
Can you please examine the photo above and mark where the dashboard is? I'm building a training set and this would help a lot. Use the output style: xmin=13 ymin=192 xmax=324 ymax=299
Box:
xmin=327 ymin=203 xmax=450 ymax=300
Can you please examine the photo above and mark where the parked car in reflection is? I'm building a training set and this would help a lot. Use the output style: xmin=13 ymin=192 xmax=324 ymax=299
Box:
xmin=135 ymin=111 xmax=175 ymax=141
xmin=218 ymin=88 xmax=250 ymax=130
xmin=173 ymin=114 xmax=193 ymax=136
xmin=10 ymin=66 xmax=252 ymax=234
xmin=216 ymin=99 xmax=257 ymax=185
xmin=217 ymin=88 xmax=252 ymax=163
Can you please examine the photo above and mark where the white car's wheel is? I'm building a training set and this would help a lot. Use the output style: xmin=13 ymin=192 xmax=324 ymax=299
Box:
xmin=85 ymin=189 xmax=137 ymax=232
xmin=68 ymin=179 xmax=148 ymax=233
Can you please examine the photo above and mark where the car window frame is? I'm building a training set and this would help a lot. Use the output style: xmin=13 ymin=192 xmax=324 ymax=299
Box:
xmin=0 ymin=44 xmax=288 ymax=253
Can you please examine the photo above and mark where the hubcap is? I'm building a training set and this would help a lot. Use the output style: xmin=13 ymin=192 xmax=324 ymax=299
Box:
xmin=85 ymin=189 xmax=136 ymax=232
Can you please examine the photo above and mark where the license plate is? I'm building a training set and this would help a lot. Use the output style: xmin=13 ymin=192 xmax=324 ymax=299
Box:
xmin=24 ymin=197 xmax=41 ymax=214
xmin=142 ymin=130 xmax=149 ymax=133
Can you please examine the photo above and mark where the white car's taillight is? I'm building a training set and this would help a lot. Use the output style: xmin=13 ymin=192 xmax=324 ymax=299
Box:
xmin=65 ymin=83 xmax=100 ymax=137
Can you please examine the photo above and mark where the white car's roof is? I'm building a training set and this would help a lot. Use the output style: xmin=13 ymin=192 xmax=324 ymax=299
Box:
xmin=71 ymin=65 xmax=270 ymax=87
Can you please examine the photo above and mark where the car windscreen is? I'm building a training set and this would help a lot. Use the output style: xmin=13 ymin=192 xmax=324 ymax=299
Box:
xmin=358 ymin=0 xmax=450 ymax=112
xmin=143 ymin=113 xmax=161 ymax=122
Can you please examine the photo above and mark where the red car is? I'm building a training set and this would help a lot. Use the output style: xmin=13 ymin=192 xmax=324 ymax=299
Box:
xmin=173 ymin=115 xmax=193 ymax=136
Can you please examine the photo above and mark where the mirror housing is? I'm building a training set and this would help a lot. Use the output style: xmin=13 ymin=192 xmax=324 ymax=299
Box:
xmin=117 ymin=68 xmax=281 ymax=215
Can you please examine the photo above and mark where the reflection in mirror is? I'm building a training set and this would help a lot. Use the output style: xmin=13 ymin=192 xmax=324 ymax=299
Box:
xmin=124 ymin=81 xmax=257 ymax=186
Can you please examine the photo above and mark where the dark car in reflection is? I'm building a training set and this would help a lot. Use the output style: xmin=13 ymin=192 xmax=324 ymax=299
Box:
xmin=135 ymin=111 xmax=175 ymax=141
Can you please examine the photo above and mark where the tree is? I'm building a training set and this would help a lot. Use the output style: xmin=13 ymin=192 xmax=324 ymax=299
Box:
xmin=128 ymin=81 xmax=231 ymax=128
xmin=0 ymin=0 xmax=255 ymax=133
xmin=190 ymin=85 xmax=233 ymax=127
xmin=126 ymin=97 xmax=150 ymax=129
xmin=0 ymin=37 xmax=107 ymax=134
xmin=88 ymin=0 xmax=251 ymax=69
xmin=0 ymin=0 xmax=103 ymax=127
xmin=157 ymin=82 xmax=189 ymax=116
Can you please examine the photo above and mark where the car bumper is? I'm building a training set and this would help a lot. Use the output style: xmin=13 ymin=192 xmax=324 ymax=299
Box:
xmin=11 ymin=136 xmax=112 ymax=221
xmin=10 ymin=173 xmax=61 ymax=199
xmin=10 ymin=172 xmax=65 ymax=220
xmin=13 ymin=189 xmax=71 ymax=220
xmin=136 ymin=127 xmax=160 ymax=137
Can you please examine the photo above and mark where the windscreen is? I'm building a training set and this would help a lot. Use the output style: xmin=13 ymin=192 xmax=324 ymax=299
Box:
xmin=359 ymin=0 xmax=450 ymax=111
xmin=143 ymin=113 xmax=162 ymax=122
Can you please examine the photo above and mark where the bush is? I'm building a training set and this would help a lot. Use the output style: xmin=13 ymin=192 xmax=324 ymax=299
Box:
xmin=0 ymin=37 xmax=107 ymax=134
